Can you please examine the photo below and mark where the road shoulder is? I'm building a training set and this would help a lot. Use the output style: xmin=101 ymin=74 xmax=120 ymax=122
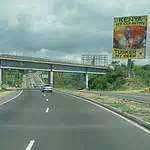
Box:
xmin=0 ymin=90 xmax=22 ymax=105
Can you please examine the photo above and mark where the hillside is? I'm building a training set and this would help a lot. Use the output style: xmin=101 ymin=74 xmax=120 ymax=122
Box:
xmin=89 ymin=64 xmax=150 ymax=91
xmin=119 ymin=77 xmax=146 ymax=91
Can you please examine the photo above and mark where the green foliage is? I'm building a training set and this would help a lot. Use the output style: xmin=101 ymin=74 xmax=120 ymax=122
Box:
xmin=89 ymin=65 xmax=127 ymax=90
xmin=89 ymin=63 xmax=150 ymax=91
xmin=47 ymin=63 xmax=150 ymax=91
xmin=54 ymin=72 xmax=85 ymax=89
xmin=133 ymin=65 xmax=150 ymax=87
xmin=3 ymin=69 xmax=23 ymax=88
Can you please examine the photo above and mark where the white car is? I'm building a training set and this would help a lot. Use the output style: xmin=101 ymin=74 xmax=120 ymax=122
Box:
xmin=41 ymin=84 xmax=53 ymax=93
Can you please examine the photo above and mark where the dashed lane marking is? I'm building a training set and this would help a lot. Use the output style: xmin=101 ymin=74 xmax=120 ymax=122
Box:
xmin=45 ymin=107 xmax=49 ymax=113
xmin=25 ymin=140 xmax=35 ymax=150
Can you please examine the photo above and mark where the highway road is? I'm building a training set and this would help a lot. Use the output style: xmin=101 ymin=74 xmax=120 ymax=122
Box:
xmin=22 ymin=72 xmax=44 ymax=89
xmin=0 ymin=90 xmax=150 ymax=150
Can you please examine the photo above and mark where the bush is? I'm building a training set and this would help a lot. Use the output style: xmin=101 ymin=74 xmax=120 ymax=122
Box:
xmin=89 ymin=65 xmax=126 ymax=90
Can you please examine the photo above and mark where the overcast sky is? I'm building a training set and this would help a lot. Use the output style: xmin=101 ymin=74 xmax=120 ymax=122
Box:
xmin=0 ymin=0 xmax=150 ymax=64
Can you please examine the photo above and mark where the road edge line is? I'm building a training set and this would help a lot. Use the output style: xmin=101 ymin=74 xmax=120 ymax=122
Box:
xmin=0 ymin=90 xmax=23 ymax=106
xmin=57 ymin=90 xmax=150 ymax=134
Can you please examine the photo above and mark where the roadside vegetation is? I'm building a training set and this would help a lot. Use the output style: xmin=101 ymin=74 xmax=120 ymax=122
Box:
xmin=53 ymin=72 xmax=85 ymax=89
xmin=53 ymin=63 xmax=150 ymax=91
xmin=2 ymin=69 xmax=24 ymax=88
xmin=0 ymin=89 xmax=5 ymax=92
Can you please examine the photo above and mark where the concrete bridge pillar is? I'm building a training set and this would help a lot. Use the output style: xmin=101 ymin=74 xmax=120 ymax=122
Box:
xmin=48 ymin=71 xmax=53 ymax=87
xmin=0 ymin=68 xmax=2 ymax=89
xmin=86 ymin=73 xmax=88 ymax=89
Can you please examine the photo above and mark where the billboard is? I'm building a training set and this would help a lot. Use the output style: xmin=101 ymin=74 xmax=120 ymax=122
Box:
xmin=112 ymin=16 xmax=148 ymax=59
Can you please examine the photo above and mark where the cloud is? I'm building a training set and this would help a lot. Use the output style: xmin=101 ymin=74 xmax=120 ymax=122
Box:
xmin=0 ymin=0 xmax=150 ymax=64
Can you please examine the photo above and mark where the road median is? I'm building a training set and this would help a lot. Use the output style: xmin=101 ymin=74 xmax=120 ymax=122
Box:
xmin=56 ymin=88 xmax=150 ymax=131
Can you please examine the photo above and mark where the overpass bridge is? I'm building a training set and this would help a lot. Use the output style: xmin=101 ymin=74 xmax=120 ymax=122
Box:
xmin=0 ymin=54 xmax=109 ymax=89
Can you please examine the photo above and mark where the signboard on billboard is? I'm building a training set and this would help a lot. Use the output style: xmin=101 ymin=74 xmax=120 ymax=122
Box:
xmin=112 ymin=15 xmax=148 ymax=59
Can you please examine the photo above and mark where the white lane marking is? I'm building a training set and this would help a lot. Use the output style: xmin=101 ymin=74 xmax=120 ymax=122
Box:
xmin=45 ymin=107 xmax=49 ymax=113
xmin=46 ymin=99 xmax=48 ymax=102
xmin=61 ymin=92 xmax=150 ymax=134
xmin=0 ymin=90 xmax=23 ymax=106
xmin=25 ymin=140 xmax=35 ymax=150
xmin=44 ymin=94 xmax=45 ymax=97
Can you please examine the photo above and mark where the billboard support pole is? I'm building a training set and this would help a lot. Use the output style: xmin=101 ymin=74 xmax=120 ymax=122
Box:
xmin=127 ymin=59 xmax=131 ymax=78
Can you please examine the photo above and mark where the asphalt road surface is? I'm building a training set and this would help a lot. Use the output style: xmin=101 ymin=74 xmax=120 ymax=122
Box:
xmin=0 ymin=90 xmax=150 ymax=150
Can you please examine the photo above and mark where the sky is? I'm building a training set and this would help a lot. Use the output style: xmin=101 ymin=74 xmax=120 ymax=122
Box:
xmin=0 ymin=0 xmax=150 ymax=64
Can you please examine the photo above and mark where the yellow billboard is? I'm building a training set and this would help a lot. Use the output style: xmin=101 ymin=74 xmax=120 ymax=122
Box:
xmin=112 ymin=16 xmax=148 ymax=59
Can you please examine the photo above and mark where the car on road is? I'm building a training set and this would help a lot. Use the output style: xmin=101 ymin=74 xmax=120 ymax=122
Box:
xmin=41 ymin=84 xmax=53 ymax=93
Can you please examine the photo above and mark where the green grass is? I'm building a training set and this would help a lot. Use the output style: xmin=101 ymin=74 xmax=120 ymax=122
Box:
xmin=0 ymin=89 xmax=5 ymax=93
